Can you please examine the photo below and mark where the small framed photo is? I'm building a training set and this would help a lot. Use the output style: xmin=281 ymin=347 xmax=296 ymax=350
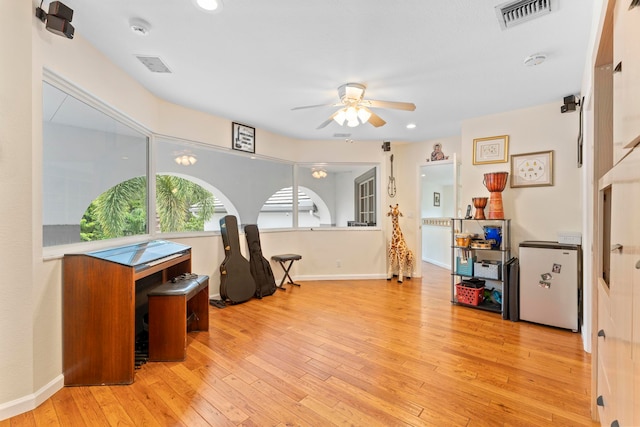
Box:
xmin=232 ymin=122 xmax=255 ymax=153
xmin=433 ymin=192 xmax=441 ymax=207
xmin=510 ymin=150 xmax=554 ymax=188
xmin=473 ymin=135 xmax=509 ymax=165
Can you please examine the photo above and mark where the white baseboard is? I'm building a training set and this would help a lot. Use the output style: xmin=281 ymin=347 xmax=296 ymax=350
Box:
xmin=422 ymin=258 xmax=450 ymax=270
xmin=295 ymin=273 xmax=387 ymax=281
xmin=0 ymin=374 xmax=64 ymax=421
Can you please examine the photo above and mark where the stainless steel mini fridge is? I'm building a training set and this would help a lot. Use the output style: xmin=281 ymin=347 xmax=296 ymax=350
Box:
xmin=519 ymin=241 xmax=581 ymax=332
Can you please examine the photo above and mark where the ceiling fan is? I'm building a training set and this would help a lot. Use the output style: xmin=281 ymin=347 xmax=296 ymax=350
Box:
xmin=291 ymin=83 xmax=416 ymax=129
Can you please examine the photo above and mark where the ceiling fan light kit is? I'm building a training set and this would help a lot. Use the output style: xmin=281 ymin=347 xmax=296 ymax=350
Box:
xmin=294 ymin=82 xmax=416 ymax=130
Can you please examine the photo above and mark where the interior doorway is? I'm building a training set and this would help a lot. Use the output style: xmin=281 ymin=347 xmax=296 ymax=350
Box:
xmin=419 ymin=156 xmax=459 ymax=270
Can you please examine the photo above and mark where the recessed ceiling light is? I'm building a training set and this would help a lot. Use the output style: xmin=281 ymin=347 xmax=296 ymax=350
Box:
xmin=524 ymin=53 xmax=546 ymax=66
xmin=194 ymin=0 xmax=224 ymax=12
xmin=406 ymin=123 xmax=417 ymax=129
xmin=129 ymin=18 xmax=150 ymax=36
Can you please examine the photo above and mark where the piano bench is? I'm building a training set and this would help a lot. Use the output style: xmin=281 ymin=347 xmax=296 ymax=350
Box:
xmin=147 ymin=274 xmax=209 ymax=362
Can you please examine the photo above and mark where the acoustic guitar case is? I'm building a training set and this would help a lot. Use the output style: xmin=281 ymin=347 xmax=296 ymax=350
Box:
xmin=219 ymin=215 xmax=256 ymax=304
xmin=244 ymin=224 xmax=276 ymax=298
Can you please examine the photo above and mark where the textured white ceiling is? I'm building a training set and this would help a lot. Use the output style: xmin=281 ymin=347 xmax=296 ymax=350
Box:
xmin=55 ymin=0 xmax=595 ymax=143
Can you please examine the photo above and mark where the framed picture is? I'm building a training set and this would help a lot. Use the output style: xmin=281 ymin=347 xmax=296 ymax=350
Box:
xmin=510 ymin=150 xmax=554 ymax=188
xmin=473 ymin=135 xmax=509 ymax=165
xmin=433 ymin=192 xmax=441 ymax=207
xmin=232 ymin=122 xmax=255 ymax=153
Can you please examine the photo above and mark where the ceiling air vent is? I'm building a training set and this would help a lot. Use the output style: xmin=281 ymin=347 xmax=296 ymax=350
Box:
xmin=333 ymin=133 xmax=351 ymax=138
xmin=495 ymin=0 xmax=557 ymax=30
xmin=135 ymin=55 xmax=172 ymax=73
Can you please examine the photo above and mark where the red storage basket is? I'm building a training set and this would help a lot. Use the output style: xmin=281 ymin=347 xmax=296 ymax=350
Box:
xmin=456 ymin=283 xmax=484 ymax=306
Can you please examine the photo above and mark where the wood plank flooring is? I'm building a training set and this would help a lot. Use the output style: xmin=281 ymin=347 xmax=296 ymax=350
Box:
xmin=3 ymin=263 xmax=597 ymax=426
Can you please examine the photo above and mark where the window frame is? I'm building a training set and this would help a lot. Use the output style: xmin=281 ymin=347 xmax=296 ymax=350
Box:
xmin=354 ymin=167 xmax=377 ymax=226
xmin=41 ymin=74 xmax=382 ymax=259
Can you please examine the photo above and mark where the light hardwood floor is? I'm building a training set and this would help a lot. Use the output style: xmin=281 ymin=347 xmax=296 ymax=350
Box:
xmin=3 ymin=263 xmax=597 ymax=426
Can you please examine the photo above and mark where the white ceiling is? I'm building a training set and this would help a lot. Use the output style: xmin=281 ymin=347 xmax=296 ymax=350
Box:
xmin=54 ymin=0 xmax=595 ymax=143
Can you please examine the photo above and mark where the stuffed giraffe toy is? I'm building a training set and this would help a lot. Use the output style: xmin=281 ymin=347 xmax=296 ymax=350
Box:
xmin=387 ymin=204 xmax=414 ymax=283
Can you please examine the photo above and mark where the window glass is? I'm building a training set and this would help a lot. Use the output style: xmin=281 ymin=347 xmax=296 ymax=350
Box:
xmin=258 ymin=187 xmax=313 ymax=228
xmin=155 ymin=137 xmax=293 ymax=230
xmin=298 ymin=164 xmax=378 ymax=227
xmin=42 ymin=81 xmax=379 ymax=247
xmin=355 ymin=168 xmax=376 ymax=225
xmin=42 ymin=82 xmax=148 ymax=246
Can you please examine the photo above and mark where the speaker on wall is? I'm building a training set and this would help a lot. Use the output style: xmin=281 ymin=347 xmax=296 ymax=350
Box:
xmin=561 ymin=94 xmax=580 ymax=113
xmin=46 ymin=15 xmax=75 ymax=39
xmin=35 ymin=1 xmax=75 ymax=39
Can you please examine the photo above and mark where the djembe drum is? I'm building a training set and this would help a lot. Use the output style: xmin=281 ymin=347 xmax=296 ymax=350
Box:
xmin=472 ymin=197 xmax=488 ymax=220
xmin=483 ymin=172 xmax=509 ymax=219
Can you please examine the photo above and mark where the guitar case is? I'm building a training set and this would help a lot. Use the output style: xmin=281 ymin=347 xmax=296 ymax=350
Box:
xmin=244 ymin=224 xmax=276 ymax=298
xmin=219 ymin=215 xmax=256 ymax=304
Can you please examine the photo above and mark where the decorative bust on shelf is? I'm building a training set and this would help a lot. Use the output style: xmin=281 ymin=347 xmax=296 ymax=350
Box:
xmin=429 ymin=143 xmax=449 ymax=161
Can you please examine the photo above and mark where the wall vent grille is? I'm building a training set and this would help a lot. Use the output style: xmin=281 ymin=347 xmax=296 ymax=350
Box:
xmin=135 ymin=55 xmax=172 ymax=73
xmin=495 ymin=0 xmax=556 ymax=30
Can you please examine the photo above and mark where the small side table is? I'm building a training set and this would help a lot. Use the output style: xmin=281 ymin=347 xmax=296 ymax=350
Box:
xmin=271 ymin=254 xmax=302 ymax=290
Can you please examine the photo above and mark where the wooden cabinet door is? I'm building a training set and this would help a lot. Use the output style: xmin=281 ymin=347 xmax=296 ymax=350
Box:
xmin=612 ymin=1 xmax=640 ymax=163
xmin=608 ymin=145 xmax=640 ymax=424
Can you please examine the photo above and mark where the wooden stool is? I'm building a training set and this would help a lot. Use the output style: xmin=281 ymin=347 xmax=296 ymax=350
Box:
xmin=270 ymin=254 xmax=302 ymax=290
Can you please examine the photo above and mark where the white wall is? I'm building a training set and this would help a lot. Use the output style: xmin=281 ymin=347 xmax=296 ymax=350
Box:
xmin=390 ymin=136 xmax=462 ymax=277
xmin=460 ymin=102 xmax=583 ymax=256
xmin=0 ymin=0 xmax=35 ymax=414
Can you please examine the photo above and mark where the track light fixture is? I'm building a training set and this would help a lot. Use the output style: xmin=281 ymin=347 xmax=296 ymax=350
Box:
xmin=36 ymin=1 xmax=75 ymax=39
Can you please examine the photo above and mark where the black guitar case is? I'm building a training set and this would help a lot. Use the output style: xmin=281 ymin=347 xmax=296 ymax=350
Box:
xmin=244 ymin=224 xmax=276 ymax=298
xmin=219 ymin=215 xmax=256 ymax=304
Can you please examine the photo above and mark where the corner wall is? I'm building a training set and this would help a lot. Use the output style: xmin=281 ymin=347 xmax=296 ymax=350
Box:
xmin=460 ymin=102 xmax=582 ymax=254
xmin=0 ymin=0 xmax=35 ymax=417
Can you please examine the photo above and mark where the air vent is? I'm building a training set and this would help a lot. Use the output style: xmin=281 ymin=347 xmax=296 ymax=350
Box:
xmin=495 ymin=0 xmax=556 ymax=30
xmin=333 ymin=133 xmax=351 ymax=138
xmin=135 ymin=55 xmax=172 ymax=73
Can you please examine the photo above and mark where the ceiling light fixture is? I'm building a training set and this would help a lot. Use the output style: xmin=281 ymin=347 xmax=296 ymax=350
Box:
xmin=332 ymin=105 xmax=372 ymax=128
xmin=406 ymin=123 xmax=417 ymax=129
xmin=311 ymin=168 xmax=327 ymax=179
xmin=193 ymin=0 xmax=224 ymax=13
xmin=174 ymin=151 xmax=198 ymax=166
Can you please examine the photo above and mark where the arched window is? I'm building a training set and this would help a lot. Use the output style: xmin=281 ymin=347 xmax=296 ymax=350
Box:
xmin=79 ymin=175 xmax=236 ymax=241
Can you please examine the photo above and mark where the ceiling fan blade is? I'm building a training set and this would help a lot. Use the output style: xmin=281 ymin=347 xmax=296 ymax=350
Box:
xmin=291 ymin=103 xmax=340 ymax=111
xmin=317 ymin=110 xmax=340 ymax=129
xmin=361 ymin=99 xmax=416 ymax=111
xmin=367 ymin=110 xmax=386 ymax=127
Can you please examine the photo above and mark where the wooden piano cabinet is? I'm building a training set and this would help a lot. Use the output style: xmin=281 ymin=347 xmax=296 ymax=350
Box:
xmin=62 ymin=241 xmax=191 ymax=386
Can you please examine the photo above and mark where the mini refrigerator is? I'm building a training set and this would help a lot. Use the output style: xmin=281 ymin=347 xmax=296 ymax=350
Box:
xmin=519 ymin=241 xmax=581 ymax=332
